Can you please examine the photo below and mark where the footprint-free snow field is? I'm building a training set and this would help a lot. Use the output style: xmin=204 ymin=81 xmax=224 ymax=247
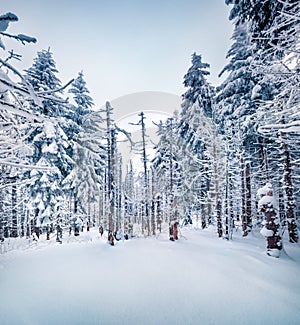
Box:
xmin=1 ymin=227 xmax=300 ymax=325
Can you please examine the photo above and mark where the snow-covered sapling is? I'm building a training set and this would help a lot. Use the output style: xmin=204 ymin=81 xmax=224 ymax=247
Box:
xmin=257 ymin=183 xmax=282 ymax=258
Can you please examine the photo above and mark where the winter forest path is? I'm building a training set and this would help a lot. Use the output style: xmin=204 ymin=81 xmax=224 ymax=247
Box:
xmin=0 ymin=227 xmax=300 ymax=325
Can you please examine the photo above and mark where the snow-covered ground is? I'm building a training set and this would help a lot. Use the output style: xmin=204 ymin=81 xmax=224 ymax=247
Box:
xmin=1 ymin=226 xmax=300 ymax=325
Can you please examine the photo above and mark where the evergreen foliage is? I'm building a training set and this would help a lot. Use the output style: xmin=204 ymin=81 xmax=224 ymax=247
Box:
xmin=182 ymin=53 xmax=214 ymax=118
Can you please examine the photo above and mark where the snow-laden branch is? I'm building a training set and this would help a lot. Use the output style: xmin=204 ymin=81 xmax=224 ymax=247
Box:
xmin=37 ymin=78 xmax=74 ymax=95
xmin=0 ymin=99 xmax=44 ymax=122
xmin=258 ymin=120 xmax=300 ymax=134
xmin=0 ymin=159 xmax=58 ymax=172
xmin=0 ymin=31 xmax=37 ymax=45
xmin=0 ymin=58 xmax=37 ymax=93
xmin=0 ymin=176 xmax=39 ymax=190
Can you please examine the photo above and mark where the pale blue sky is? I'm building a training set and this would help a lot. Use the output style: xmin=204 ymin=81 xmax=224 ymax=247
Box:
xmin=1 ymin=0 xmax=233 ymax=107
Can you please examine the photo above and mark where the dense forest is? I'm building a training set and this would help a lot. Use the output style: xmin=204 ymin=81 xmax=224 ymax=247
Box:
xmin=0 ymin=1 xmax=299 ymax=258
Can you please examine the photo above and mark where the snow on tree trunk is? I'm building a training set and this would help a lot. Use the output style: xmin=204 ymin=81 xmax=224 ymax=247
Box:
xmin=245 ymin=162 xmax=252 ymax=233
xmin=240 ymin=153 xmax=247 ymax=237
xmin=11 ymin=180 xmax=18 ymax=238
xmin=150 ymin=169 xmax=156 ymax=236
xmin=140 ymin=112 xmax=150 ymax=236
xmin=216 ymin=200 xmax=222 ymax=238
xmin=156 ymin=195 xmax=162 ymax=233
xmin=281 ymin=137 xmax=298 ymax=243
xmin=257 ymin=183 xmax=282 ymax=258
xmin=213 ymin=142 xmax=222 ymax=238
xmin=105 ymin=102 xmax=115 ymax=244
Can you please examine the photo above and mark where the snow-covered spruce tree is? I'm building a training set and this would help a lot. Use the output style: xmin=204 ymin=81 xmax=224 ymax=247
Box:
xmin=216 ymin=18 xmax=279 ymax=236
xmin=152 ymin=115 xmax=182 ymax=239
xmin=27 ymin=157 xmax=62 ymax=238
xmin=253 ymin=1 xmax=300 ymax=243
xmin=257 ymin=100 xmax=299 ymax=243
xmin=63 ymin=71 xmax=107 ymax=233
xmin=23 ymin=49 xmax=74 ymax=237
xmin=182 ymin=53 xmax=213 ymax=119
xmin=177 ymin=53 xmax=218 ymax=229
xmin=225 ymin=0 xmax=299 ymax=243
xmin=24 ymin=48 xmax=63 ymax=116
xmin=63 ymin=110 xmax=106 ymax=233
xmin=225 ymin=0 xmax=295 ymax=57
xmin=180 ymin=52 xmax=214 ymax=202
xmin=26 ymin=121 xmax=69 ymax=237
xmin=68 ymin=71 xmax=94 ymax=128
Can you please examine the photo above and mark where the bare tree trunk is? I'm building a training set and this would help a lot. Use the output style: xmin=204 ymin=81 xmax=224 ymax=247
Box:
xmin=151 ymin=169 xmax=156 ymax=236
xmin=140 ymin=112 xmax=150 ymax=236
xmin=108 ymin=128 xmax=116 ymax=244
xmin=46 ymin=225 xmax=50 ymax=240
xmin=156 ymin=195 xmax=162 ymax=233
xmin=11 ymin=181 xmax=18 ymax=238
xmin=224 ymin=168 xmax=229 ymax=240
xmin=281 ymin=139 xmax=298 ymax=243
xmin=245 ymin=162 xmax=252 ymax=233
xmin=240 ymin=154 xmax=247 ymax=236
xmin=105 ymin=102 xmax=115 ymax=245
xmin=213 ymin=142 xmax=222 ymax=237
xmin=216 ymin=200 xmax=222 ymax=237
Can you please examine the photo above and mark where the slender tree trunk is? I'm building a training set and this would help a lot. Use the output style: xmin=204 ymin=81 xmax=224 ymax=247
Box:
xmin=108 ymin=129 xmax=116 ymax=242
xmin=258 ymin=136 xmax=269 ymax=183
xmin=34 ymin=208 xmax=40 ymax=239
xmin=105 ymin=103 xmax=115 ymax=245
xmin=151 ymin=169 xmax=156 ymax=236
xmin=87 ymin=202 xmax=90 ymax=231
xmin=278 ymin=189 xmax=285 ymax=226
xmin=213 ymin=142 xmax=222 ymax=237
xmin=216 ymin=200 xmax=222 ymax=237
xmin=240 ymin=154 xmax=247 ymax=236
xmin=0 ymin=188 xmax=4 ymax=241
xmin=281 ymin=139 xmax=298 ymax=243
xmin=201 ymin=202 xmax=206 ymax=229
xmin=11 ymin=182 xmax=18 ymax=238
xmin=229 ymin=176 xmax=234 ymax=239
xmin=140 ymin=112 xmax=150 ymax=236
xmin=224 ymin=137 xmax=234 ymax=240
xmin=156 ymin=195 xmax=162 ymax=233
xmin=245 ymin=162 xmax=252 ymax=233
xmin=74 ymin=197 xmax=78 ymax=214
xmin=46 ymin=225 xmax=50 ymax=240
xmin=224 ymin=165 xmax=229 ymax=240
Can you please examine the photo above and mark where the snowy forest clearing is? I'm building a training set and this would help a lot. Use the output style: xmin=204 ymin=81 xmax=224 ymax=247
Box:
xmin=1 ymin=227 xmax=300 ymax=325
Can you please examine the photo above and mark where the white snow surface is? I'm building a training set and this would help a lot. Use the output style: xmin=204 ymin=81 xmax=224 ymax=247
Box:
xmin=1 ymin=227 xmax=300 ymax=325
